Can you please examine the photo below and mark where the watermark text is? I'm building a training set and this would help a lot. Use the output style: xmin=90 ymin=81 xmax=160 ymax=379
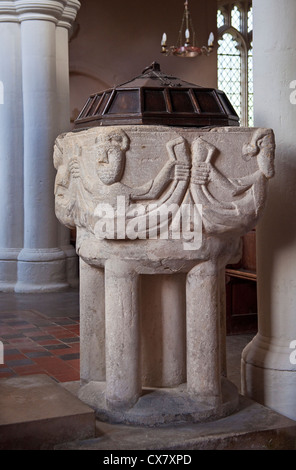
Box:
xmin=0 ymin=81 xmax=3 ymax=104
xmin=289 ymin=80 xmax=296 ymax=104
xmin=0 ymin=340 xmax=3 ymax=364
xmin=289 ymin=339 xmax=296 ymax=365
xmin=94 ymin=196 xmax=203 ymax=251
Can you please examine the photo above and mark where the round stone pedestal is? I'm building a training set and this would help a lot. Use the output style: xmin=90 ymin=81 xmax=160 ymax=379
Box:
xmin=78 ymin=378 xmax=239 ymax=426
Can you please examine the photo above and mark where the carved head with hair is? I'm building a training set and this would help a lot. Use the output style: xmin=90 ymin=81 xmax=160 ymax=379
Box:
xmin=95 ymin=129 xmax=130 ymax=185
xmin=242 ymin=128 xmax=275 ymax=179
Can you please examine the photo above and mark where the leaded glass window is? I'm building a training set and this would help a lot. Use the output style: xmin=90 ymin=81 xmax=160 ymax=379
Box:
xmin=217 ymin=1 xmax=253 ymax=126
xmin=218 ymin=33 xmax=241 ymax=118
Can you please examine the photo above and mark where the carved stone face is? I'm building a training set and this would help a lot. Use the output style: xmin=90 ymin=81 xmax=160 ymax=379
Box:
xmin=96 ymin=130 xmax=130 ymax=186
xmin=53 ymin=142 xmax=70 ymax=198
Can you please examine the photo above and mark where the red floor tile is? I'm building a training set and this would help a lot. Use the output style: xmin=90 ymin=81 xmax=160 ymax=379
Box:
xmin=0 ymin=370 xmax=15 ymax=378
xmin=2 ymin=353 xmax=27 ymax=362
xmin=50 ymin=347 xmax=74 ymax=356
xmin=0 ymin=304 xmax=81 ymax=383
xmin=37 ymin=339 xmax=62 ymax=346
xmin=65 ymin=325 xmax=80 ymax=334
xmin=52 ymin=369 xmax=80 ymax=382
xmin=66 ymin=343 xmax=80 ymax=353
xmin=0 ymin=327 xmax=16 ymax=334
xmin=53 ymin=331 xmax=79 ymax=339
xmin=8 ymin=337 xmax=34 ymax=344
xmin=11 ymin=364 xmax=46 ymax=376
xmin=22 ymin=331 xmax=43 ymax=338
xmin=18 ymin=345 xmax=45 ymax=353
xmin=8 ymin=341 xmax=37 ymax=350
xmin=66 ymin=359 xmax=80 ymax=371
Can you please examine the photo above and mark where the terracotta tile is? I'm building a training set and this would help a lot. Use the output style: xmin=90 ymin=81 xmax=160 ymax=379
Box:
xmin=5 ymin=358 xmax=35 ymax=367
xmin=2 ymin=348 xmax=21 ymax=356
xmin=54 ymin=318 xmax=78 ymax=326
xmin=66 ymin=359 xmax=80 ymax=371
xmin=30 ymin=335 xmax=55 ymax=342
xmin=50 ymin=347 xmax=73 ymax=356
xmin=22 ymin=328 xmax=42 ymax=335
xmin=9 ymin=340 xmax=36 ymax=349
xmin=45 ymin=362 xmax=78 ymax=375
xmin=66 ymin=343 xmax=80 ymax=354
xmin=0 ymin=364 xmax=12 ymax=371
xmin=1 ymin=333 xmax=25 ymax=340
xmin=0 ymin=370 xmax=16 ymax=378
xmin=23 ymin=330 xmax=43 ymax=338
xmin=40 ymin=326 xmax=68 ymax=334
xmin=67 ymin=343 xmax=80 ymax=353
xmin=0 ymin=294 xmax=82 ymax=382
xmin=61 ymin=337 xmax=79 ymax=344
xmin=11 ymin=323 xmax=36 ymax=331
xmin=2 ymin=353 xmax=27 ymax=363
xmin=19 ymin=345 xmax=45 ymax=353
xmin=64 ymin=325 xmax=80 ymax=334
xmin=45 ymin=343 xmax=69 ymax=351
xmin=32 ymin=356 xmax=63 ymax=367
xmin=59 ymin=352 xmax=80 ymax=361
xmin=25 ymin=350 xmax=53 ymax=358
xmin=5 ymin=320 xmax=30 ymax=327
xmin=11 ymin=364 xmax=46 ymax=375
xmin=32 ymin=357 xmax=77 ymax=377
xmin=52 ymin=369 xmax=80 ymax=382
xmin=0 ymin=327 xmax=16 ymax=335
xmin=37 ymin=339 xmax=62 ymax=346
xmin=53 ymin=331 xmax=78 ymax=339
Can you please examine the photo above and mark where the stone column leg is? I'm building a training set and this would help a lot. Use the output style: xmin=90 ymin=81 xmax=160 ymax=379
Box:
xmin=79 ymin=259 xmax=105 ymax=383
xmin=105 ymin=259 xmax=141 ymax=410
xmin=219 ymin=268 xmax=227 ymax=377
xmin=141 ymin=274 xmax=186 ymax=387
xmin=186 ymin=261 xmax=221 ymax=406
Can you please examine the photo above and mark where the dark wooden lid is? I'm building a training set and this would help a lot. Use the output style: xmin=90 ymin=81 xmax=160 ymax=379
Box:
xmin=74 ymin=62 xmax=239 ymax=130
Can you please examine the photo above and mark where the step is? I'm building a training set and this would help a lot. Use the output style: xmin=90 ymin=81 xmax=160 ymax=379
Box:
xmin=0 ymin=374 xmax=95 ymax=450
xmin=57 ymin=391 xmax=296 ymax=450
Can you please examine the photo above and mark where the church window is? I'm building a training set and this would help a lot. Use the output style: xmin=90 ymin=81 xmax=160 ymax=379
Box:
xmin=217 ymin=2 xmax=253 ymax=126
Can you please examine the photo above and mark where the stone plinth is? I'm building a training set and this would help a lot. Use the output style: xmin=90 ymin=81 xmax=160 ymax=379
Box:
xmin=57 ymin=394 xmax=296 ymax=450
xmin=54 ymin=125 xmax=275 ymax=425
xmin=0 ymin=375 xmax=95 ymax=450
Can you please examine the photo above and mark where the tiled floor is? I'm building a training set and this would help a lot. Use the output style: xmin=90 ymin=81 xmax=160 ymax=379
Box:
xmin=0 ymin=288 xmax=254 ymax=389
xmin=0 ymin=289 xmax=80 ymax=383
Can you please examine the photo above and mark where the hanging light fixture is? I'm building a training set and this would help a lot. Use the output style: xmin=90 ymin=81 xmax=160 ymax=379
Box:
xmin=161 ymin=0 xmax=214 ymax=58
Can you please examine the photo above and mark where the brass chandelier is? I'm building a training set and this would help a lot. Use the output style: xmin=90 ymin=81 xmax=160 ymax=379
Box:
xmin=161 ymin=0 xmax=214 ymax=58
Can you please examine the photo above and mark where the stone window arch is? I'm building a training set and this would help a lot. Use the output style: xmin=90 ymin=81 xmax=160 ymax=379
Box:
xmin=217 ymin=1 xmax=253 ymax=126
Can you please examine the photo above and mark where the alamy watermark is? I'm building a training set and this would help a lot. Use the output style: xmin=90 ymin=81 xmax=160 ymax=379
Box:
xmin=289 ymin=340 xmax=296 ymax=365
xmin=94 ymin=196 xmax=203 ymax=251
xmin=0 ymin=340 xmax=3 ymax=365
xmin=0 ymin=81 xmax=3 ymax=105
xmin=289 ymin=80 xmax=296 ymax=104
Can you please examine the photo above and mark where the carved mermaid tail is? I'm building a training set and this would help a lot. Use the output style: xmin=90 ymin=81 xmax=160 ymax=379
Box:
xmin=190 ymin=136 xmax=268 ymax=235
